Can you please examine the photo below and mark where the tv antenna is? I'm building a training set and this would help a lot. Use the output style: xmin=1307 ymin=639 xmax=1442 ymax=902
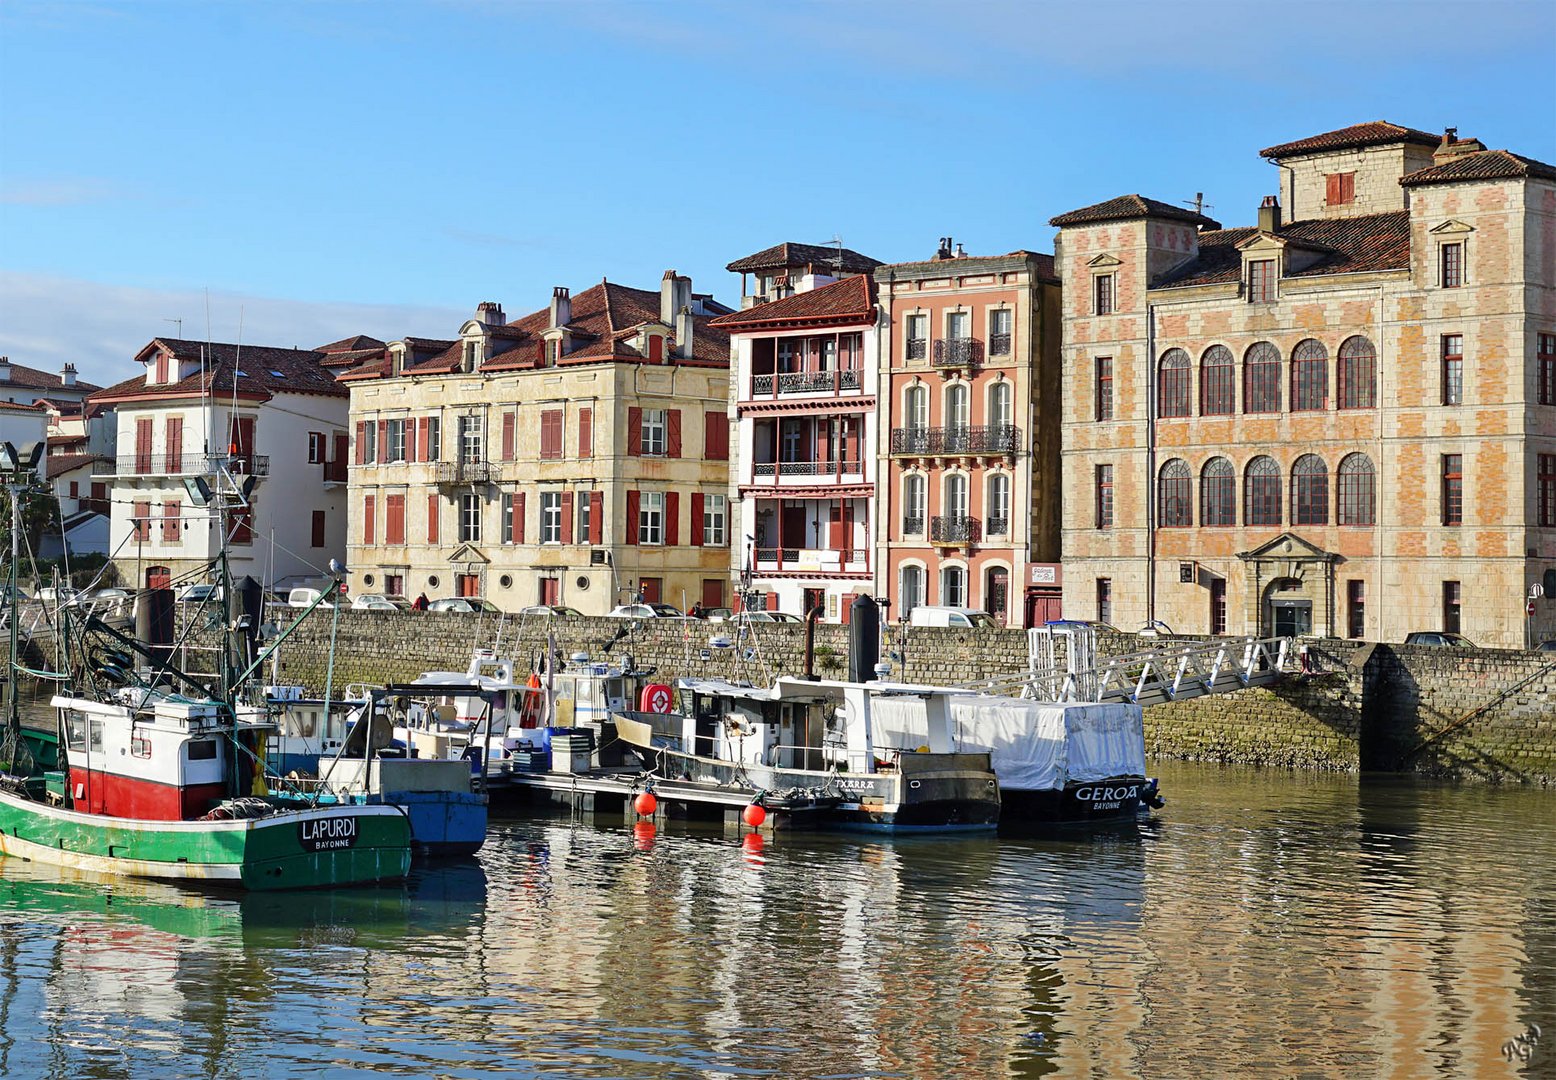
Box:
xmin=163 ymin=318 xmax=183 ymax=339
xmin=1181 ymin=192 xmax=1214 ymax=215
xmin=814 ymin=234 xmax=845 ymax=275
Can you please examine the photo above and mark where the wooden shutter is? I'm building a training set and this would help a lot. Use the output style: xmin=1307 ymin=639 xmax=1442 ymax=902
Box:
xmin=540 ymin=409 xmax=562 ymax=459
xmin=502 ymin=411 xmax=516 ymax=460
xmin=691 ymin=493 xmax=705 ymax=547
xmin=416 ymin=417 xmax=429 ymax=461
xmin=165 ymin=417 xmax=183 ymax=472
xmin=387 ymin=494 xmax=405 ymax=544
xmin=514 ymin=492 xmax=525 ymax=544
xmin=1326 ymin=173 xmax=1341 ymax=206
xmin=627 ymin=408 xmax=642 ymax=456
xmin=665 ymin=491 xmax=679 ymax=546
xmin=1340 ymin=173 xmax=1354 ymax=203
xmin=311 ymin=510 xmax=326 ymax=547
xmin=427 ymin=494 xmax=439 ymax=544
xmin=765 ymin=591 xmax=779 ymax=612
xmin=560 ymin=491 xmax=574 ymax=544
xmin=135 ymin=419 xmax=152 ymax=472
xmin=578 ymin=407 xmax=592 ymax=458
xmin=667 ymin=409 xmax=682 ymax=458
xmin=355 ymin=421 xmax=366 ymax=464
xmin=162 ymin=502 xmax=180 ymax=542
xmin=705 ymin=411 xmax=727 ymax=460
xmin=589 ymin=491 xmax=603 ymax=544
xmin=625 ymin=489 xmax=639 ymax=545
xmin=376 ymin=419 xmax=389 ymax=464
xmin=363 ymin=494 xmax=375 ymax=545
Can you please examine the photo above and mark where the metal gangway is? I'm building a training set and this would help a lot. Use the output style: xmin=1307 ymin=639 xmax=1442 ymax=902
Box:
xmin=959 ymin=624 xmax=1293 ymax=707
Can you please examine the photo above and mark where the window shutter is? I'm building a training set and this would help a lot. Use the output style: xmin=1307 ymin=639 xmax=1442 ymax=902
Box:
xmin=364 ymin=494 xmax=375 ymax=545
xmin=1341 ymin=174 xmax=1354 ymax=203
xmin=166 ymin=417 xmax=183 ymax=471
xmin=841 ymin=595 xmax=853 ymax=625
xmin=515 ymin=492 xmax=525 ymax=544
xmin=560 ymin=491 xmax=574 ymax=544
xmin=427 ymin=494 xmax=439 ymax=544
xmin=625 ymin=489 xmax=639 ymax=545
xmin=312 ymin=510 xmax=326 ymax=547
xmin=1326 ymin=173 xmax=1340 ymax=206
xmin=627 ymin=408 xmax=642 ymax=456
xmin=667 ymin=409 xmax=682 ymax=458
xmin=162 ymin=502 xmax=180 ymax=542
xmin=377 ymin=419 xmax=389 ymax=464
xmin=355 ymin=422 xmax=366 ymax=464
xmin=502 ymin=412 xmax=515 ymax=460
xmin=665 ymin=491 xmax=679 ymax=545
xmin=578 ymin=407 xmax=592 ymax=458
xmin=691 ymin=493 xmax=705 ymax=546
xmin=416 ymin=417 xmax=429 ymax=461
xmin=705 ymin=411 xmax=727 ymax=460
xmin=589 ymin=491 xmax=603 ymax=544
xmin=766 ymin=592 xmax=779 ymax=612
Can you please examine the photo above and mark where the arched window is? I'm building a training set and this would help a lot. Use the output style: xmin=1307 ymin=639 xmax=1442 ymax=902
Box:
xmin=1291 ymin=339 xmax=1328 ymax=411
xmin=1201 ymin=458 xmax=1235 ymax=526
xmin=1338 ymin=336 xmax=1377 ymax=409
xmin=900 ymin=565 xmax=925 ymax=615
xmin=1201 ymin=345 xmax=1235 ymax=415
xmin=945 ymin=473 xmax=969 ymax=518
xmin=946 ymin=383 xmax=969 ymax=429
xmin=986 ymin=473 xmax=1011 ymax=535
xmin=984 ymin=566 xmax=1009 ymax=625
xmin=1291 ymin=454 xmax=1329 ymax=525
xmin=1158 ymin=458 xmax=1192 ymax=527
xmin=902 ymin=474 xmax=926 ymax=535
xmin=905 ymin=384 xmax=928 ymax=429
xmin=1158 ymin=348 xmax=1191 ymax=417
xmin=1337 ymin=453 xmax=1376 ymax=525
xmin=1245 ymin=456 xmax=1282 ymax=525
xmin=988 ymin=380 xmax=1012 ymax=429
xmin=1245 ymin=342 xmax=1281 ymax=413
xmin=940 ymin=564 xmax=967 ymax=607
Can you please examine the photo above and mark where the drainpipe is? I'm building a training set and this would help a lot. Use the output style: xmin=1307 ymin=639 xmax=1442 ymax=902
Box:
xmin=1146 ymin=301 xmax=1157 ymax=626
xmin=802 ymin=603 xmax=823 ymax=680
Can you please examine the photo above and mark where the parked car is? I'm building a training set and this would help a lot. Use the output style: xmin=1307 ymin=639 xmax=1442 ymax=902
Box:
xmin=286 ymin=587 xmax=334 ymax=609
xmin=693 ymin=606 xmax=734 ymax=621
xmin=178 ymin=583 xmax=224 ymax=605
xmin=1536 ymin=639 xmax=1556 ymax=652
xmin=1044 ymin=618 xmax=1122 ymax=634
xmin=1403 ymin=631 xmax=1477 ymax=647
xmin=428 ymin=597 xmax=501 ymax=613
xmin=606 ymin=603 xmax=685 ymax=619
xmin=34 ymin=586 xmax=80 ymax=606
xmin=520 ymin=605 xmax=585 ymax=617
xmin=908 ymin=605 xmax=998 ymax=629
xmin=733 ymin=610 xmax=804 ymax=624
xmin=351 ymin=593 xmax=408 ymax=612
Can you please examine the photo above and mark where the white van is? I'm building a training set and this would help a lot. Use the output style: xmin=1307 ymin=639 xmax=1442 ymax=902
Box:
xmin=287 ymin=587 xmax=334 ymax=609
xmin=907 ymin=605 xmax=998 ymax=629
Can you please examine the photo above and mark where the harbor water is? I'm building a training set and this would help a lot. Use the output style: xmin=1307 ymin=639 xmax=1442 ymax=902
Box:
xmin=0 ymin=761 xmax=1550 ymax=1078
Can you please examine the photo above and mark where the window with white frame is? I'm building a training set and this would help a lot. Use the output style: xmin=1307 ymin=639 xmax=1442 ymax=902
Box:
xmin=989 ymin=308 xmax=1012 ymax=355
xmin=386 ymin=418 xmax=407 ymax=462
xmin=361 ymin=420 xmax=377 ymax=463
xmin=987 ymin=474 xmax=1011 ymax=535
xmin=946 ymin=310 xmax=969 ymax=342
xmin=541 ymin=491 xmax=563 ymax=543
xmin=941 ymin=565 xmax=967 ymax=607
xmin=901 ymin=565 xmax=925 ymax=615
xmin=500 ymin=493 xmax=515 ymax=543
xmin=641 ymin=409 xmax=667 ymax=455
xmin=905 ymin=314 xmax=928 ymax=360
xmin=988 ymin=380 xmax=1012 ymax=428
xmin=638 ymin=491 xmax=664 ymax=545
xmin=703 ymin=494 xmax=727 ymax=546
xmin=946 ymin=384 xmax=969 ymax=430
xmin=945 ymin=473 xmax=969 ymax=518
xmin=458 ymin=415 xmax=483 ymax=463
xmin=577 ymin=488 xmax=592 ymax=540
xmin=906 ymin=385 xmax=928 ymax=429
xmin=903 ymin=474 xmax=926 ymax=535
xmin=425 ymin=416 xmax=441 ymax=461
xmin=459 ymin=493 xmax=482 ymax=542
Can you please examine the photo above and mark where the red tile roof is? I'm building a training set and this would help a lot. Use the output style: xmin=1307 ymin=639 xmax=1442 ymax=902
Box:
xmin=1049 ymin=195 xmax=1221 ymax=230
xmin=1260 ymin=121 xmax=1440 ymax=159
xmin=726 ymin=242 xmax=882 ymax=275
xmin=314 ymin=334 xmax=386 ymax=353
xmin=1400 ymin=148 xmax=1556 ymax=186
xmin=91 ymin=338 xmax=348 ymax=405
xmin=1153 ymin=211 xmax=1411 ymax=289
xmin=45 ymin=452 xmax=104 ymax=480
xmin=707 ymin=274 xmax=875 ymax=331
xmin=0 ymin=361 xmax=101 ymax=394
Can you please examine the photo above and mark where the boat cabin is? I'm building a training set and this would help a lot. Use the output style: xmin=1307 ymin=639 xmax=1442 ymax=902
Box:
xmin=56 ymin=695 xmax=232 ymax=820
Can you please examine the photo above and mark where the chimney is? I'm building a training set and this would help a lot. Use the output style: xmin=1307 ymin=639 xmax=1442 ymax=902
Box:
xmin=954 ymin=242 xmax=967 ymax=258
xmin=61 ymin=363 xmax=77 ymax=387
xmin=476 ymin=301 xmax=506 ymax=327
xmin=549 ymin=287 xmax=571 ymax=329
xmin=660 ymin=270 xmax=691 ymax=325
xmin=675 ymin=306 xmax=695 ymax=361
xmin=936 ymin=237 xmax=953 ymax=260
xmin=1258 ymin=195 xmax=1282 ymax=234
xmin=0 ymin=357 xmax=10 ymax=383
xmin=1433 ymin=126 xmax=1485 ymax=164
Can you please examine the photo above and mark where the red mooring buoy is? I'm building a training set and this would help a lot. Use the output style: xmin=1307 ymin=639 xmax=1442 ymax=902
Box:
xmin=742 ymin=802 xmax=767 ymax=828
xmin=634 ymin=791 xmax=658 ymax=817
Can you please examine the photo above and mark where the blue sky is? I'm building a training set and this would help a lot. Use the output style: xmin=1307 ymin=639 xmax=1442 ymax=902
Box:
xmin=2 ymin=0 xmax=1553 ymax=387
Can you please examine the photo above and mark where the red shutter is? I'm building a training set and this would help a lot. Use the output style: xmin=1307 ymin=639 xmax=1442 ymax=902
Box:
xmin=356 ymin=421 xmax=366 ymax=464
xmin=502 ymin=411 xmax=516 ymax=460
xmin=578 ymin=407 xmax=592 ymax=458
xmin=1326 ymin=173 xmax=1340 ymax=206
xmin=387 ymin=494 xmax=405 ymax=544
xmin=515 ymin=492 xmax=525 ymax=544
xmin=377 ymin=419 xmax=389 ymax=464
xmin=363 ymin=494 xmax=375 ymax=545
xmin=1341 ymin=173 xmax=1354 ymax=203
xmin=691 ymin=493 xmax=705 ymax=547
xmin=705 ymin=411 xmax=727 ymax=460
xmin=311 ymin=510 xmax=326 ymax=547
xmin=665 ymin=491 xmax=679 ymax=546
xmin=162 ymin=501 xmax=180 ymax=542
xmin=560 ymin=491 xmax=574 ymax=544
xmin=132 ymin=501 xmax=150 ymax=541
xmin=427 ymin=494 xmax=439 ymax=544
xmin=627 ymin=408 xmax=642 ymax=456
xmin=667 ymin=409 xmax=682 ymax=458
xmin=625 ymin=489 xmax=639 ymax=545
xmin=165 ymin=417 xmax=183 ymax=473
xmin=135 ymin=419 xmax=152 ymax=473
xmin=589 ymin=491 xmax=603 ymax=544
xmin=841 ymin=595 xmax=853 ymax=625
xmin=417 ymin=417 xmax=429 ymax=461
xmin=540 ymin=409 xmax=563 ymax=459
xmin=766 ymin=591 xmax=779 ymax=612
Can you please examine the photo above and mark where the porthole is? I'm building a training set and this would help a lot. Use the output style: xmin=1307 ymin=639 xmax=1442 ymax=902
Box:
xmin=499 ymin=575 xmax=513 ymax=589
xmin=363 ymin=574 xmax=375 ymax=587
xmin=576 ymin=576 xmax=589 ymax=590
xmin=427 ymin=575 xmax=440 ymax=589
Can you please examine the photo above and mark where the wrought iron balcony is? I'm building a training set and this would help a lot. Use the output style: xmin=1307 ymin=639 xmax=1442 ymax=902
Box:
xmin=322 ymin=459 xmax=348 ymax=484
xmin=931 ymin=514 xmax=981 ymax=545
xmin=986 ymin=516 xmax=1009 ymax=537
xmin=435 ymin=459 xmax=498 ymax=485
xmin=751 ymin=459 xmax=863 ymax=479
xmin=988 ymin=332 xmax=1012 ymax=357
xmin=933 ymin=337 xmax=983 ymax=368
xmin=753 ymin=547 xmax=867 ymax=573
xmin=751 ymin=368 xmax=864 ymax=397
xmin=902 ymin=515 xmax=925 ymax=536
xmin=906 ymin=338 xmax=927 ymax=361
xmin=106 ymin=453 xmax=270 ymax=478
xmin=889 ymin=424 xmax=1021 ymax=456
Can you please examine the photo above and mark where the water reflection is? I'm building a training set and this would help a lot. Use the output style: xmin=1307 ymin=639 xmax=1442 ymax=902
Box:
xmin=0 ymin=764 xmax=1549 ymax=1078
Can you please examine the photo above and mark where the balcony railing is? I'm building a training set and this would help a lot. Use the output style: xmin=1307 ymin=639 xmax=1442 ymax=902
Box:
xmin=902 ymin=515 xmax=924 ymax=536
xmin=753 ymin=547 xmax=868 ymax=572
xmin=107 ymin=453 xmax=270 ymax=478
xmin=435 ymin=459 xmax=499 ymax=484
xmin=906 ymin=338 xmax=927 ymax=361
xmin=322 ymin=458 xmax=347 ymax=483
xmin=889 ymin=424 xmax=1021 ymax=455
xmin=933 ymin=337 xmax=983 ymax=368
xmin=931 ymin=515 xmax=981 ymax=545
xmin=751 ymin=368 xmax=864 ymax=398
xmin=988 ymin=332 xmax=1012 ymax=357
xmin=752 ymin=459 xmax=864 ymax=479
xmin=986 ymin=516 xmax=1009 ymax=537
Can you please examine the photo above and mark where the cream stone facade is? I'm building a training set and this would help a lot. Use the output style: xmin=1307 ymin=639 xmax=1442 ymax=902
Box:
xmin=343 ymin=276 xmax=734 ymax=614
xmin=1053 ymin=122 xmax=1556 ymax=648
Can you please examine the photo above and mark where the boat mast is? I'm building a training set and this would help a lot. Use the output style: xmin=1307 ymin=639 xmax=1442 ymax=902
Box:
xmin=1 ymin=442 xmax=42 ymax=774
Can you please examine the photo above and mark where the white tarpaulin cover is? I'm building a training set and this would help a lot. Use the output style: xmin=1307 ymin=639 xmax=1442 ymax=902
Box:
xmin=949 ymin=696 xmax=1146 ymax=793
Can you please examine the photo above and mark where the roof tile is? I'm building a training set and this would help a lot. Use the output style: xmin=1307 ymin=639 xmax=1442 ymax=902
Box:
xmin=1153 ymin=211 xmax=1411 ymax=289
xmin=1049 ymin=194 xmax=1221 ymax=230
xmin=707 ymin=275 xmax=875 ymax=331
xmin=725 ymin=241 xmax=882 ymax=275
xmin=1400 ymin=148 xmax=1556 ymax=186
xmin=1260 ymin=121 xmax=1440 ymax=159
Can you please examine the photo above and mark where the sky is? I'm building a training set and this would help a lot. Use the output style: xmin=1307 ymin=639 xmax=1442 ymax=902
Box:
xmin=2 ymin=0 xmax=1553 ymax=389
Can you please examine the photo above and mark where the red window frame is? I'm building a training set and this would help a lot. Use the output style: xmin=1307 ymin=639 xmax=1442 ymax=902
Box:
xmin=1440 ymin=242 xmax=1463 ymax=288
xmin=1538 ymin=454 xmax=1556 ymax=528
xmin=1538 ymin=333 xmax=1556 ymax=407
xmin=1441 ymin=454 xmax=1463 ymax=525
xmin=1441 ymin=335 xmax=1464 ymax=405
xmin=1200 ymin=459 xmax=1235 ymax=526
xmin=1095 ymin=356 xmax=1113 ymax=421
xmin=1095 ymin=464 xmax=1113 ymax=529
xmin=1291 ymin=455 xmax=1329 ymax=525
xmin=1248 ymin=259 xmax=1276 ymax=303
xmin=1157 ymin=350 xmax=1190 ymax=418
xmin=1200 ymin=347 xmax=1234 ymax=416
xmin=1290 ymin=340 xmax=1328 ymax=412
xmin=1337 ymin=336 xmax=1377 ymax=409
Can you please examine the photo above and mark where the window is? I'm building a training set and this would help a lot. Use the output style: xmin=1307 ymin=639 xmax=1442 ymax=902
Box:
xmin=385 ymin=574 xmax=404 ymax=598
xmin=1093 ymin=274 xmax=1115 ymax=316
xmin=946 ymin=310 xmax=969 ymax=342
xmin=1096 ymin=578 xmax=1113 ymax=625
xmin=161 ymin=502 xmax=180 ymax=542
xmin=987 ymin=474 xmax=1011 ymax=535
xmin=1248 ymin=259 xmax=1276 ymax=303
xmin=361 ymin=420 xmax=377 ymax=463
xmin=641 ymin=409 xmax=667 ymax=456
xmin=1201 ymin=458 xmax=1235 ymax=526
xmin=1442 ymin=581 xmax=1462 ymax=634
xmin=1245 ymin=456 xmax=1281 ymax=526
xmin=1209 ymin=578 xmax=1228 ymax=635
xmin=704 ymin=411 xmax=728 ymax=460
xmin=311 ymin=510 xmax=326 ymax=548
xmin=427 ymin=494 xmax=440 ymax=544
xmin=1325 ymin=172 xmax=1355 ymax=206
xmin=1200 ymin=346 xmax=1234 ymax=416
xmin=308 ymin=431 xmax=326 ymax=464
xmin=703 ymin=494 xmax=727 ymax=546
xmin=900 ymin=566 xmax=924 ymax=615
xmin=1095 ymin=357 xmax=1114 ymax=421
xmin=1540 ymin=454 xmax=1556 ymax=528
xmin=906 ymin=314 xmax=928 ymax=360
xmin=1158 ymin=459 xmax=1191 ymax=527
xmin=944 ymin=473 xmax=969 ymax=520
xmin=425 ymin=416 xmax=441 ymax=462
xmin=1244 ymin=342 xmax=1281 ymax=413
xmin=1291 ymin=454 xmax=1328 ymax=525
xmin=385 ymin=493 xmax=406 ymax=544
xmin=905 ymin=384 xmax=928 ymax=430
xmin=903 ymin=474 xmax=926 ymax=535
xmin=1158 ymin=349 xmax=1191 ymax=417
xmin=362 ymin=494 xmax=375 ymax=545
xmin=577 ymin=489 xmax=593 ymax=542
xmin=535 ymin=409 xmax=561 ymax=460
xmin=1540 ymin=333 xmax=1556 ymax=406
xmin=1338 ymin=336 xmax=1377 ymax=409
xmin=1347 ymin=580 xmax=1365 ymax=639
xmin=1441 ymin=335 xmax=1464 ymax=405
xmin=500 ymin=493 xmax=515 ymax=543
xmin=988 ymin=308 xmax=1012 ymax=356
xmin=541 ymin=492 xmax=563 ymax=543
xmin=1441 ymin=454 xmax=1463 ymax=525
xmin=458 ymin=415 xmax=483 ymax=463
xmin=1337 ymin=454 xmax=1376 ymax=526
xmin=940 ymin=565 xmax=967 ymax=607
xmin=386 ymin=418 xmax=407 ymax=462
xmin=578 ymin=407 xmax=593 ymax=458
xmin=946 ymin=384 xmax=969 ymax=431
xmin=638 ymin=491 xmax=664 ymax=545
xmin=1291 ymin=339 xmax=1328 ymax=411
xmin=1440 ymin=242 xmax=1463 ymax=288
xmin=459 ymin=492 xmax=482 ymax=542
xmin=988 ymin=380 xmax=1012 ymax=429
xmin=1095 ymin=464 xmax=1114 ymax=529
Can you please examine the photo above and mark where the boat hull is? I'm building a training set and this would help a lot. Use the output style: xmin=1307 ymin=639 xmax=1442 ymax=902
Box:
xmin=999 ymin=776 xmax=1150 ymax=827
xmin=0 ymin=791 xmax=412 ymax=890
xmin=359 ymin=790 xmax=487 ymax=858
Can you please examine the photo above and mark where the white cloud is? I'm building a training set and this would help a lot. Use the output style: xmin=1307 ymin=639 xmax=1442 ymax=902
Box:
xmin=0 ymin=271 xmax=465 ymax=389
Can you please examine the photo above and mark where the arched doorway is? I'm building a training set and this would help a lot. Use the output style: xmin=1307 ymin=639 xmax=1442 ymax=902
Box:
xmin=984 ymin=566 xmax=1009 ymax=626
xmin=145 ymin=565 xmax=171 ymax=590
xmin=1263 ymin=577 xmax=1312 ymax=637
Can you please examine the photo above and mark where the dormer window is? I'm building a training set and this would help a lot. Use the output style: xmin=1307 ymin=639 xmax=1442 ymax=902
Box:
xmin=154 ymin=352 xmax=169 ymax=384
xmin=1248 ymin=259 xmax=1276 ymax=303
xmin=461 ymin=340 xmax=480 ymax=372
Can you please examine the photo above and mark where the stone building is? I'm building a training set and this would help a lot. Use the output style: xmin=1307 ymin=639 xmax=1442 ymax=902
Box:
xmin=874 ymin=240 xmax=1063 ymax=627
xmin=341 ymin=274 xmax=734 ymax=614
xmin=1052 ymin=121 xmax=1556 ymax=648
xmin=709 ymin=241 xmax=883 ymax=620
